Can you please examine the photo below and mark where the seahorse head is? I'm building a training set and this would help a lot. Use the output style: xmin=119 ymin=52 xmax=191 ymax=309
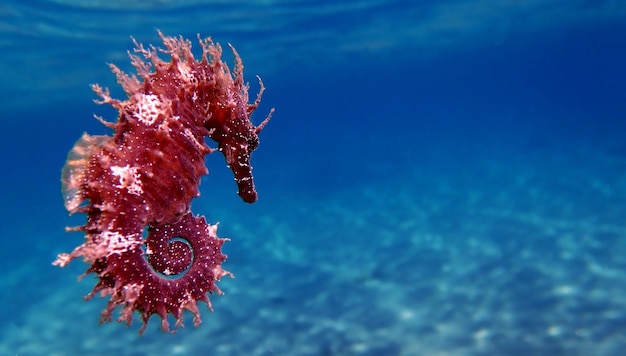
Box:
xmin=207 ymin=100 xmax=272 ymax=203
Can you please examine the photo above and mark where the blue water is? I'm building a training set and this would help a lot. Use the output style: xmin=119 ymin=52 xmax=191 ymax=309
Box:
xmin=1 ymin=1 xmax=626 ymax=355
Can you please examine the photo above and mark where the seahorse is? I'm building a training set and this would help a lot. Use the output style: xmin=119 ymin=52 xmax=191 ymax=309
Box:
xmin=54 ymin=31 xmax=272 ymax=334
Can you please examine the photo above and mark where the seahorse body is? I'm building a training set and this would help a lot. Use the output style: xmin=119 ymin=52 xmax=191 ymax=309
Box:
xmin=55 ymin=32 xmax=271 ymax=334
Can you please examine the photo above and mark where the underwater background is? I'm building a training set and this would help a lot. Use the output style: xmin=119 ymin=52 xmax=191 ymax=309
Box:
xmin=1 ymin=0 xmax=626 ymax=355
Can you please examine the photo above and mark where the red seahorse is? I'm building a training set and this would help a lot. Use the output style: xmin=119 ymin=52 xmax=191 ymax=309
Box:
xmin=54 ymin=31 xmax=272 ymax=334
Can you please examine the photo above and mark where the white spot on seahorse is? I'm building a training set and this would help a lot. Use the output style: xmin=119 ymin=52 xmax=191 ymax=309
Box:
xmin=133 ymin=94 xmax=163 ymax=125
xmin=111 ymin=165 xmax=143 ymax=195
xmin=99 ymin=231 xmax=143 ymax=257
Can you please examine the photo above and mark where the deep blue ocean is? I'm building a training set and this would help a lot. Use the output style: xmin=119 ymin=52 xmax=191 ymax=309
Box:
xmin=1 ymin=1 xmax=626 ymax=355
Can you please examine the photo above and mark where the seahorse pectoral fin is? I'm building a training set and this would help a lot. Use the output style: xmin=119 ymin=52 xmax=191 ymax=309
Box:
xmin=61 ymin=133 xmax=110 ymax=212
